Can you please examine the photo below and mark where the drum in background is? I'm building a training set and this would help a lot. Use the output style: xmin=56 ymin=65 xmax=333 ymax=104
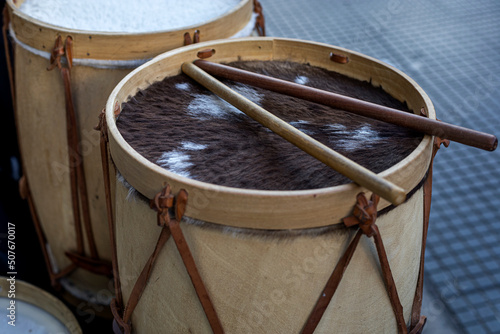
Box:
xmin=104 ymin=37 xmax=435 ymax=333
xmin=0 ymin=277 xmax=81 ymax=333
xmin=4 ymin=0 xmax=265 ymax=314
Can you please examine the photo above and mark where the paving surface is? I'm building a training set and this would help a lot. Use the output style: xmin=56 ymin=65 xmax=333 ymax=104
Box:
xmin=0 ymin=0 xmax=499 ymax=333
xmin=261 ymin=0 xmax=500 ymax=333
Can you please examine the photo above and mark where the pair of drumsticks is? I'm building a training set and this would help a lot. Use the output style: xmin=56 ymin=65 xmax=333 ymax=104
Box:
xmin=181 ymin=59 xmax=497 ymax=206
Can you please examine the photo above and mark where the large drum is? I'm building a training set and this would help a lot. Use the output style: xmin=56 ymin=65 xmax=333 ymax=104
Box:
xmin=104 ymin=37 xmax=436 ymax=333
xmin=4 ymin=0 xmax=264 ymax=312
xmin=0 ymin=277 xmax=81 ymax=333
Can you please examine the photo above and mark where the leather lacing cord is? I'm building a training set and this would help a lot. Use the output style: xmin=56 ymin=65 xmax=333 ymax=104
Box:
xmin=408 ymin=136 xmax=449 ymax=334
xmin=2 ymin=6 xmax=75 ymax=286
xmin=97 ymin=108 xmax=222 ymax=333
xmin=302 ymin=136 xmax=448 ymax=334
xmin=4 ymin=4 xmax=112 ymax=286
xmin=19 ymin=35 xmax=113 ymax=288
xmin=96 ymin=109 xmax=125 ymax=329
xmin=253 ymin=0 xmax=266 ymax=36
xmin=19 ymin=176 xmax=78 ymax=287
xmin=107 ymin=183 xmax=224 ymax=334
xmin=302 ymin=192 xmax=407 ymax=334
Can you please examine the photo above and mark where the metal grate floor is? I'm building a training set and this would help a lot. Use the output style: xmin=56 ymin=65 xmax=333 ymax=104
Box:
xmin=261 ymin=0 xmax=500 ymax=333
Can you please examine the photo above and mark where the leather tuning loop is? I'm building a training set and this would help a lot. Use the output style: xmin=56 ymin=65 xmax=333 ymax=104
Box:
xmin=44 ymin=36 xmax=112 ymax=286
xmin=112 ymin=185 xmax=223 ymax=334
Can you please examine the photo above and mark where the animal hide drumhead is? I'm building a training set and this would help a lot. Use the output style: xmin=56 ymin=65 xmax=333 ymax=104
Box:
xmin=118 ymin=60 xmax=422 ymax=191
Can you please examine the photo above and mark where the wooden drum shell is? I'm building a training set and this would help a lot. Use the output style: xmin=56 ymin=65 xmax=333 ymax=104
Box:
xmin=106 ymin=37 xmax=435 ymax=333
xmin=6 ymin=0 xmax=258 ymax=305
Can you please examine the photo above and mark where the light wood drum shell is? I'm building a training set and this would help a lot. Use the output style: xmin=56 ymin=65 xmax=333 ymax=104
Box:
xmin=106 ymin=37 xmax=435 ymax=333
xmin=6 ymin=0 xmax=259 ymax=307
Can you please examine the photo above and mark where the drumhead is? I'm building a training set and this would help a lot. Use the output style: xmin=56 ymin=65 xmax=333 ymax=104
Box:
xmin=0 ymin=278 xmax=81 ymax=334
xmin=0 ymin=298 xmax=71 ymax=334
xmin=18 ymin=0 xmax=245 ymax=33
xmin=117 ymin=60 xmax=422 ymax=191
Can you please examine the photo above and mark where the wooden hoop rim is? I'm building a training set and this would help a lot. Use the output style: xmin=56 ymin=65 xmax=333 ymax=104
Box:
xmin=6 ymin=0 xmax=253 ymax=60
xmin=106 ymin=37 xmax=436 ymax=229
xmin=0 ymin=277 xmax=82 ymax=333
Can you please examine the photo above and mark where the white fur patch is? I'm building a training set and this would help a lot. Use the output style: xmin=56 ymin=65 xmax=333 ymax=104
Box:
xmin=156 ymin=141 xmax=207 ymax=178
xmin=328 ymin=124 xmax=381 ymax=151
xmin=187 ymin=84 xmax=263 ymax=119
xmin=175 ymin=83 xmax=191 ymax=91
xmin=294 ymin=75 xmax=309 ymax=85
xmin=181 ymin=141 xmax=207 ymax=151
xmin=289 ymin=120 xmax=314 ymax=135
xmin=156 ymin=151 xmax=193 ymax=178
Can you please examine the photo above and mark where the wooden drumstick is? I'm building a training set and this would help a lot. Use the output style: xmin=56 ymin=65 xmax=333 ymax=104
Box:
xmin=193 ymin=59 xmax=498 ymax=152
xmin=182 ymin=62 xmax=407 ymax=206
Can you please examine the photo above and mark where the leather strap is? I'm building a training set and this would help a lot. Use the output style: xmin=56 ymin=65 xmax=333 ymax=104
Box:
xmin=168 ymin=206 xmax=224 ymax=333
xmin=57 ymin=40 xmax=99 ymax=259
xmin=253 ymin=0 xmax=266 ymax=36
xmin=112 ymin=185 xmax=223 ymax=333
xmin=409 ymin=316 xmax=427 ymax=334
xmin=193 ymin=30 xmax=200 ymax=44
xmin=183 ymin=30 xmax=201 ymax=46
xmin=20 ymin=175 xmax=77 ymax=288
xmin=121 ymin=226 xmax=171 ymax=327
xmin=64 ymin=251 xmax=113 ymax=277
xmin=409 ymin=137 xmax=449 ymax=331
xmin=301 ymin=229 xmax=363 ymax=334
xmin=2 ymin=5 xmax=15 ymax=112
xmin=111 ymin=298 xmax=131 ymax=334
xmin=347 ymin=193 xmax=406 ymax=333
xmin=96 ymin=110 xmax=124 ymax=309
xmin=10 ymin=34 xmax=81 ymax=288
xmin=372 ymin=223 xmax=407 ymax=333
xmin=303 ymin=193 xmax=408 ymax=334
xmin=47 ymin=36 xmax=111 ymax=276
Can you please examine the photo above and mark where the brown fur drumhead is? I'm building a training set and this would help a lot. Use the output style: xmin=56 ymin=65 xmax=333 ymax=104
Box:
xmin=117 ymin=61 xmax=422 ymax=191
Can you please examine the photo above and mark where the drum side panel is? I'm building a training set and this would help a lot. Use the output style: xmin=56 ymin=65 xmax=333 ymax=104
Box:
xmin=115 ymin=181 xmax=424 ymax=333
xmin=115 ymin=181 xmax=212 ymax=333
xmin=185 ymin=225 xmax=352 ymax=333
xmin=15 ymin=46 xmax=127 ymax=302
xmin=15 ymin=45 xmax=75 ymax=272
xmin=316 ymin=188 xmax=424 ymax=333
